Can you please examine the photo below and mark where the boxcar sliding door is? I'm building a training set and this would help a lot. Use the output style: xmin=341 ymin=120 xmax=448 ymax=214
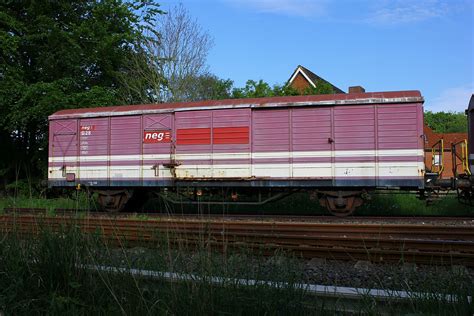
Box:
xmin=142 ymin=113 xmax=174 ymax=185
xmin=212 ymin=109 xmax=251 ymax=178
xmin=251 ymin=109 xmax=291 ymax=178
xmin=77 ymin=118 xmax=109 ymax=186
xmin=174 ymin=110 xmax=212 ymax=179
xmin=291 ymin=107 xmax=333 ymax=182
xmin=109 ymin=116 xmax=141 ymax=186
xmin=333 ymin=105 xmax=376 ymax=186
xmin=49 ymin=119 xmax=78 ymax=185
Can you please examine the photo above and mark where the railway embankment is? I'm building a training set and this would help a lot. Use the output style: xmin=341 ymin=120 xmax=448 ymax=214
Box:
xmin=0 ymin=213 xmax=472 ymax=314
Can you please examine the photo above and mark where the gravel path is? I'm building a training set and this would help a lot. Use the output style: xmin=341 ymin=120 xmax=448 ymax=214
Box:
xmin=115 ymin=246 xmax=473 ymax=293
xmin=303 ymin=257 xmax=474 ymax=292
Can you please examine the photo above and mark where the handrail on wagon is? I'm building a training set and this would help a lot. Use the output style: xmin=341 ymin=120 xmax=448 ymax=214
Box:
xmin=451 ymin=139 xmax=471 ymax=176
xmin=431 ymin=139 xmax=444 ymax=176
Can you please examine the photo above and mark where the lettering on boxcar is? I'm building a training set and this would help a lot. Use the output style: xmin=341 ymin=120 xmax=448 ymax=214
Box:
xmin=80 ymin=125 xmax=95 ymax=154
xmin=144 ymin=130 xmax=171 ymax=143
xmin=80 ymin=125 xmax=95 ymax=136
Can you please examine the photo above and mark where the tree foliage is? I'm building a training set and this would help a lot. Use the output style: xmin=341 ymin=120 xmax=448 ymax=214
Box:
xmin=181 ymin=73 xmax=234 ymax=101
xmin=424 ymin=111 xmax=467 ymax=133
xmin=0 ymin=0 xmax=163 ymax=186
xmin=301 ymin=81 xmax=335 ymax=95
xmin=228 ymin=79 xmax=333 ymax=99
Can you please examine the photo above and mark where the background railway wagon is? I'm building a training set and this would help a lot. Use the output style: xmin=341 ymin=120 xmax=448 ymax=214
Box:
xmin=48 ymin=91 xmax=425 ymax=189
xmin=468 ymin=94 xmax=474 ymax=172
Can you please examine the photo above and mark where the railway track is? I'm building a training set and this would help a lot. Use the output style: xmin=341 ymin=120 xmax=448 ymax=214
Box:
xmin=3 ymin=207 xmax=474 ymax=224
xmin=1 ymin=212 xmax=473 ymax=267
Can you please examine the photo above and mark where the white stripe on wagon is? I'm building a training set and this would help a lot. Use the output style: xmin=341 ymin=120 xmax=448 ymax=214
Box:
xmin=49 ymin=149 xmax=424 ymax=163
xmin=49 ymin=162 xmax=423 ymax=169
xmin=49 ymin=162 xmax=424 ymax=180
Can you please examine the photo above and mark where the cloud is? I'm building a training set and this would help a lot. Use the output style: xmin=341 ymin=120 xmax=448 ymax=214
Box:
xmin=225 ymin=0 xmax=328 ymax=17
xmin=427 ymin=84 xmax=473 ymax=112
xmin=365 ymin=0 xmax=458 ymax=25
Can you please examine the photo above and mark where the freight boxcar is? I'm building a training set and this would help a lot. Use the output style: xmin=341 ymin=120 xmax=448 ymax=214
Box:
xmin=48 ymin=91 xmax=426 ymax=215
xmin=468 ymin=94 xmax=474 ymax=173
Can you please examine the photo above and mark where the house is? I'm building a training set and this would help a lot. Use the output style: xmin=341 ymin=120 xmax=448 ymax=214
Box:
xmin=286 ymin=65 xmax=346 ymax=94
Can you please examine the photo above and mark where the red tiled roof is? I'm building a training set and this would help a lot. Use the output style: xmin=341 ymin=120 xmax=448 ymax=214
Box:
xmin=423 ymin=125 xmax=467 ymax=150
xmin=287 ymin=65 xmax=345 ymax=94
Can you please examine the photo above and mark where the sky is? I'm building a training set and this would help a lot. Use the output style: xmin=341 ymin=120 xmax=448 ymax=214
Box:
xmin=158 ymin=0 xmax=473 ymax=112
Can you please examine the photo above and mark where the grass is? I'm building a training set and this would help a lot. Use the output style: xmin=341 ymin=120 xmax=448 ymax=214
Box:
xmin=357 ymin=192 xmax=474 ymax=216
xmin=0 ymin=226 xmax=312 ymax=315
xmin=0 ymin=190 xmax=472 ymax=216
xmin=0 ymin=223 xmax=472 ymax=315
xmin=154 ymin=191 xmax=473 ymax=217
xmin=0 ymin=191 xmax=95 ymax=214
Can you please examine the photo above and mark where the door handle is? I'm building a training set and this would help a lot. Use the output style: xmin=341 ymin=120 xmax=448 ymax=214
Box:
xmin=152 ymin=164 xmax=159 ymax=177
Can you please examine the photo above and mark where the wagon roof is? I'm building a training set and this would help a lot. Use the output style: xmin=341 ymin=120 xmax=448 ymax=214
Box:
xmin=468 ymin=94 xmax=474 ymax=112
xmin=49 ymin=90 xmax=423 ymax=120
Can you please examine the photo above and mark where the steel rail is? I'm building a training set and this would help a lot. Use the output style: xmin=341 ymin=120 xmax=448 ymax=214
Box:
xmin=2 ymin=214 xmax=474 ymax=239
xmin=4 ymin=207 xmax=474 ymax=223
xmin=1 ymin=214 xmax=473 ymax=266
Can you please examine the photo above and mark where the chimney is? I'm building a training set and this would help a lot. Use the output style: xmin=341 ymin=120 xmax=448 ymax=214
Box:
xmin=348 ymin=86 xmax=365 ymax=93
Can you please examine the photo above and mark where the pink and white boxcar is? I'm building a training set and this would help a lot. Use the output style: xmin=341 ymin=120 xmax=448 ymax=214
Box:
xmin=48 ymin=90 xmax=425 ymax=214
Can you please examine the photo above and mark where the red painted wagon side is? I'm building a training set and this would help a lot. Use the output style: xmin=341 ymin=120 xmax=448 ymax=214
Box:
xmin=48 ymin=91 xmax=425 ymax=214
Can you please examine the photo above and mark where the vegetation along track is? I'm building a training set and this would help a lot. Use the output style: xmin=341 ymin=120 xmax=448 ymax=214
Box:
xmin=1 ymin=213 xmax=473 ymax=267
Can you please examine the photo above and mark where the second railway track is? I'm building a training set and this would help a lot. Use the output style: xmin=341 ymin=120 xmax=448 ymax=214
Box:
xmin=1 ymin=213 xmax=473 ymax=267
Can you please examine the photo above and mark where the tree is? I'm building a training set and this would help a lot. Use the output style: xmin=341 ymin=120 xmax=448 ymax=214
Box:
xmin=184 ymin=74 xmax=233 ymax=101
xmin=302 ymin=81 xmax=335 ymax=95
xmin=0 ymin=0 xmax=163 ymax=188
xmin=231 ymin=80 xmax=275 ymax=99
xmin=117 ymin=45 xmax=166 ymax=104
xmin=145 ymin=4 xmax=214 ymax=102
xmin=424 ymin=111 xmax=467 ymax=133
xmin=228 ymin=79 xmax=329 ymax=99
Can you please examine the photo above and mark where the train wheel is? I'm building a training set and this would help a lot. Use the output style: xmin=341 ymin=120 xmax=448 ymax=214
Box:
xmin=96 ymin=189 xmax=133 ymax=212
xmin=318 ymin=191 xmax=364 ymax=217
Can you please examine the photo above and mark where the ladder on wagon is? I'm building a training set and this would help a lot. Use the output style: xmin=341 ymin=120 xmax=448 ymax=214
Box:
xmin=424 ymin=138 xmax=473 ymax=205
xmin=451 ymin=139 xmax=473 ymax=204
xmin=422 ymin=139 xmax=445 ymax=204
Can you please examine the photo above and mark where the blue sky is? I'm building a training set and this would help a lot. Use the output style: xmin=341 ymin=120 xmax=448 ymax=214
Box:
xmin=158 ymin=0 xmax=473 ymax=112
